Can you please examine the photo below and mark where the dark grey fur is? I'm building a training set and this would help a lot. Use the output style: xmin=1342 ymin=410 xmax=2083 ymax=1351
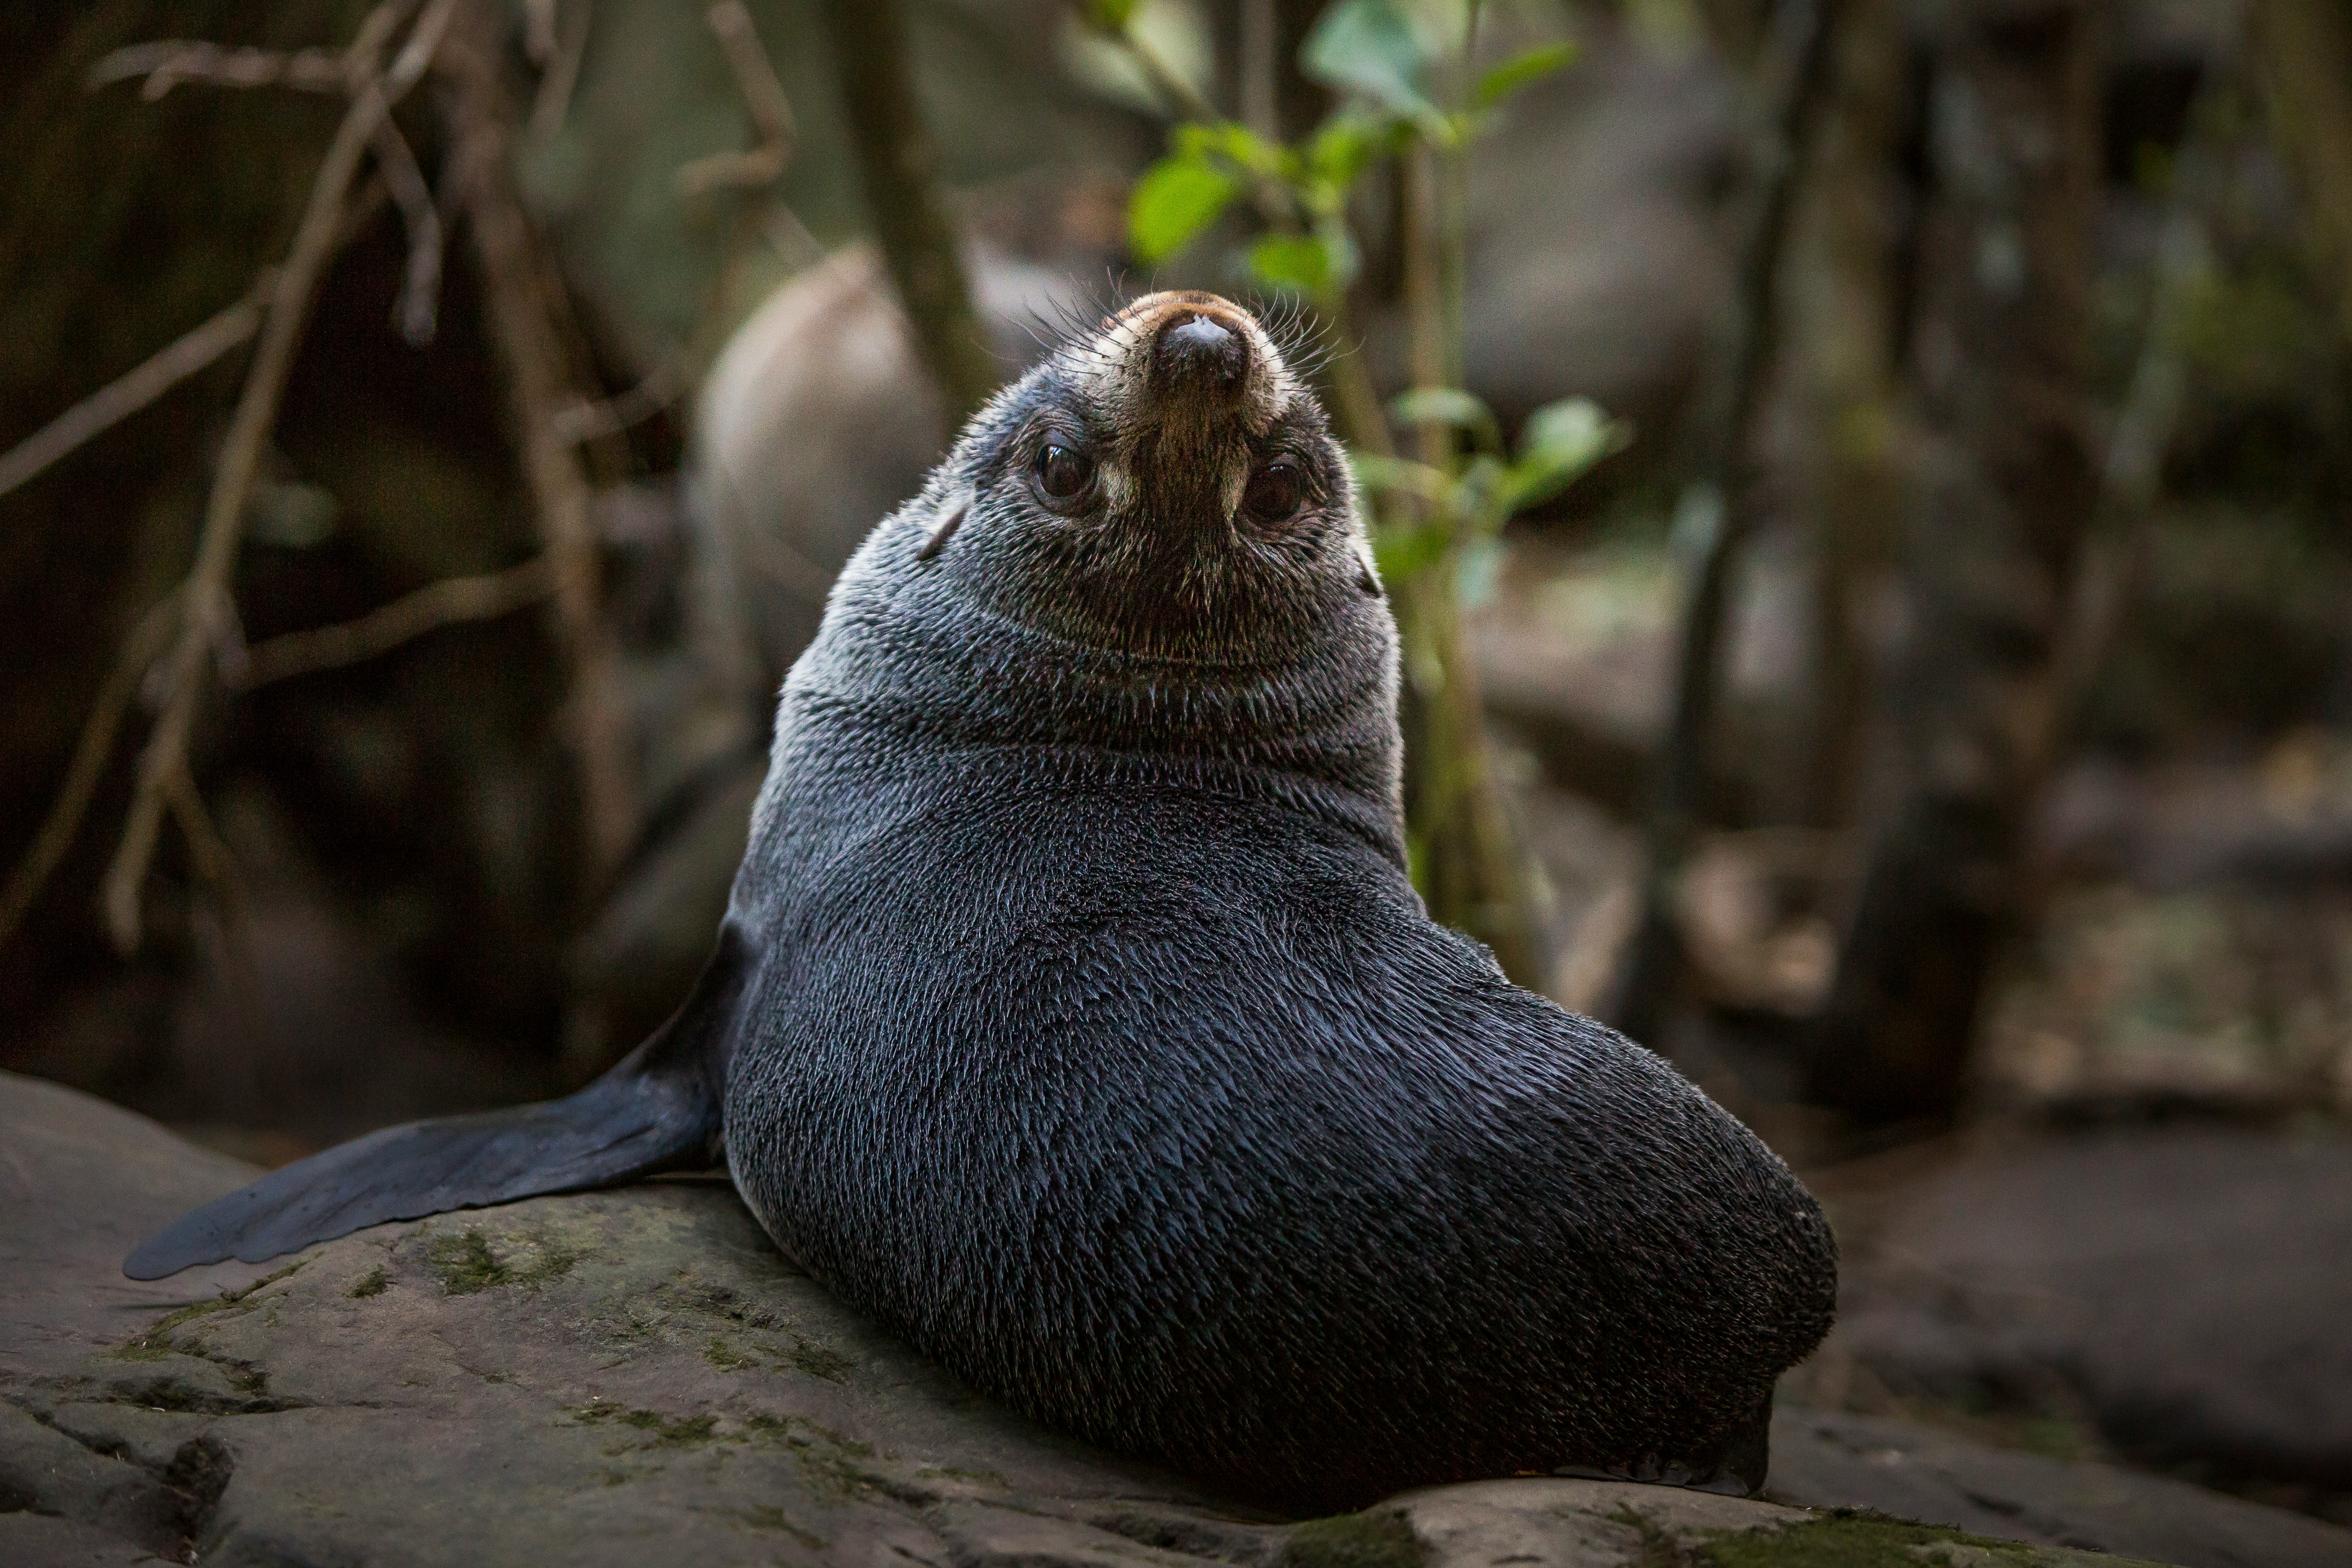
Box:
xmin=128 ymin=293 xmax=1835 ymax=1513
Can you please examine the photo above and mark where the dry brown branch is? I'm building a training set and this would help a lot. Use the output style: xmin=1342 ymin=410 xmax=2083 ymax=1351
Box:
xmin=90 ymin=40 xmax=345 ymax=98
xmin=443 ymin=3 xmax=638 ymax=880
xmin=0 ymin=595 xmax=180 ymax=953
xmin=0 ymin=283 xmax=265 ymax=503
xmin=527 ymin=0 xmax=593 ymax=141
xmin=167 ymin=765 xmax=247 ymax=938
xmin=550 ymin=364 xmax=682 ymax=445
xmin=524 ymin=0 xmax=559 ymax=63
xmin=370 ymin=115 xmax=443 ymax=344
xmin=100 ymin=1 xmax=445 ymax=953
xmin=386 ymin=0 xmax=461 ymax=91
xmin=676 ymin=1 xmax=796 ymax=195
xmin=232 ymin=559 xmax=555 ymax=688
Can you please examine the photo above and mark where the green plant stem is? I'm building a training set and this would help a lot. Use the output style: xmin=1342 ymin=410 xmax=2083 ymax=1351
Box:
xmin=1385 ymin=9 xmax=1546 ymax=993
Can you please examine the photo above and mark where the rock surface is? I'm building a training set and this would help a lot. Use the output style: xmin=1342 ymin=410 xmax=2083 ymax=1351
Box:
xmin=1802 ymin=1126 xmax=2352 ymax=1511
xmin=2 ymin=1071 xmax=2340 ymax=1568
xmin=1769 ymin=1409 xmax=2352 ymax=1568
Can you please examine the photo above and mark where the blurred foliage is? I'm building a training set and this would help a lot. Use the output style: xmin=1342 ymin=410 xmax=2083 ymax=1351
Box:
xmin=522 ymin=0 xmax=1155 ymax=365
xmin=1987 ymin=876 xmax=2352 ymax=1116
xmin=1105 ymin=0 xmax=1616 ymax=972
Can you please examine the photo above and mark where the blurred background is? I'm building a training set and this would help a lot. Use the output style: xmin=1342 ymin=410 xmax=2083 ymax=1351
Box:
xmin=3 ymin=0 xmax=2349 ymax=1542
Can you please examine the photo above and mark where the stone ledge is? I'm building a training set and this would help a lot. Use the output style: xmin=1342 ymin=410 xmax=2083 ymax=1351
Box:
xmin=3 ymin=1071 xmax=2338 ymax=1568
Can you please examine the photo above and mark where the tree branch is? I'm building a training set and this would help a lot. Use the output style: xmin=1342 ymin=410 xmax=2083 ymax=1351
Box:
xmin=89 ymin=40 xmax=346 ymax=98
xmin=0 ymin=594 xmax=180 ymax=953
xmin=677 ymin=1 xmax=796 ymax=196
xmin=98 ymin=0 xmax=440 ymax=952
xmin=819 ymin=0 xmax=994 ymax=425
xmin=232 ymin=559 xmax=556 ymax=689
xmin=0 ymin=283 xmax=265 ymax=503
xmin=442 ymin=2 xmax=639 ymax=881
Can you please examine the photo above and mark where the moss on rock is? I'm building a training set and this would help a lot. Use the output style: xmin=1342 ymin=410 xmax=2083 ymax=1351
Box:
xmin=1282 ymin=1509 xmax=1426 ymax=1568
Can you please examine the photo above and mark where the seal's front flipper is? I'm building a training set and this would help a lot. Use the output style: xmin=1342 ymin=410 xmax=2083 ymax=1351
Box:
xmin=124 ymin=926 xmax=751 ymax=1281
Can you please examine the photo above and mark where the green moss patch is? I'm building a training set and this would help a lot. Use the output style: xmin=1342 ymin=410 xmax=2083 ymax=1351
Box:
xmin=699 ymin=1332 xmax=851 ymax=1381
xmin=574 ymin=1405 xmax=722 ymax=1448
xmin=786 ymin=1340 xmax=851 ymax=1381
xmin=110 ymin=1258 xmax=310 ymax=1361
xmin=347 ymin=1265 xmax=389 ymax=1299
xmin=1282 ymin=1510 xmax=1426 ymax=1568
xmin=426 ymin=1229 xmax=577 ymax=1295
xmin=705 ymin=1338 xmax=762 ymax=1370
xmin=1626 ymin=1507 xmax=2168 ymax=1568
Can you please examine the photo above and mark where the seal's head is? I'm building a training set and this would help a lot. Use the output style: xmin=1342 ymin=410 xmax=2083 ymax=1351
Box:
xmin=920 ymin=291 xmax=1379 ymax=664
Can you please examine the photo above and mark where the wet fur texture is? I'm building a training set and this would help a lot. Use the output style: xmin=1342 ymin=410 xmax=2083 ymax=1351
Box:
xmin=128 ymin=293 xmax=1835 ymax=1512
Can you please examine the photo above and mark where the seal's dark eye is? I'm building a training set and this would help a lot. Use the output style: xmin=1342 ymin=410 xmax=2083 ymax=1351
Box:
xmin=1033 ymin=442 xmax=1095 ymax=503
xmin=1243 ymin=459 xmax=1303 ymax=523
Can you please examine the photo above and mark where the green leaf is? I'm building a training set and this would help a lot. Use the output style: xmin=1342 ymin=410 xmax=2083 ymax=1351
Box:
xmin=1348 ymin=450 xmax=1452 ymax=505
xmin=1127 ymin=157 xmax=1238 ymax=261
xmin=1173 ymin=120 xmax=1296 ymax=180
xmin=1519 ymin=397 xmax=1619 ymax=468
xmin=1474 ymin=42 xmax=1577 ymax=110
xmin=1372 ymin=519 xmax=1450 ymax=585
xmin=1453 ymin=452 xmax=1510 ymax=529
xmin=1495 ymin=397 xmax=1628 ymax=515
xmin=1305 ymin=116 xmax=1377 ymax=190
xmin=1388 ymin=387 xmax=1499 ymax=450
xmin=1248 ymin=234 xmax=1332 ymax=293
xmin=1080 ymin=0 xmax=1140 ymax=32
xmin=1301 ymin=0 xmax=1439 ymax=123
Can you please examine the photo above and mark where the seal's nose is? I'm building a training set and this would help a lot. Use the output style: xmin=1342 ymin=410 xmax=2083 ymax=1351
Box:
xmin=1153 ymin=312 xmax=1248 ymax=395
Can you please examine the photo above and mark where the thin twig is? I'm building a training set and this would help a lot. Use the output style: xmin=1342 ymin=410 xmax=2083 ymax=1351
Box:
xmin=371 ymin=115 xmax=444 ymax=344
xmin=0 ymin=594 xmax=180 ymax=953
xmin=1081 ymin=2 xmax=1219 ymax=124
xmin=386 ymin=0 xmax=461 ymax=95
xmin=524 ymin=0 xmax=559 ymax=63
xmin=677 ymin=1 xmax=797 ymax=195
xmin=550 ymin=364 xmax=682 ymax=444
xmin=232 ymin=559 xmax=555 ymax=688
xmin=167 ymin=764 xmax=248 ymax=941
xmin=90 ymin=40 xmax=345 ymax=98
xmin=527 ymin=0 xmax=593 ymax=141
xmin=1240 ymin=0 xmax=1279 ymax=140
xmin=444 ymin=2 xmax=639 ymax=878
xmin=0 ymin=282 xmax=266 ymax=503
xmin=100 ymin=1 xmax=432 ymax=952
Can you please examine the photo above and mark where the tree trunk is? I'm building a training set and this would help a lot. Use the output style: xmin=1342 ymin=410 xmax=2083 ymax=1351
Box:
xmin=1806 ymin=0 xmax=2102 ymax=1125
xmin=1786 ymin=0 xmax=1907 ymax=832
xmin=818 ymin=0 xmax=993 ymax=429
xmin=2252 ymin=0 xmax=2352 ymax=344
xmin=1608 ymin=0 xmax=1841 ymax=1043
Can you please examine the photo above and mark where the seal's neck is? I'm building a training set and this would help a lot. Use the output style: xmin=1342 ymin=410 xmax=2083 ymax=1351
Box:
xmin=786 ymin=513 xmax=1406 ymax=864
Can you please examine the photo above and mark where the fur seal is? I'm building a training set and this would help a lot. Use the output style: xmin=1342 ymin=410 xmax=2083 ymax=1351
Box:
xmin=127 ymin=291 xmax=1837 ymax=1512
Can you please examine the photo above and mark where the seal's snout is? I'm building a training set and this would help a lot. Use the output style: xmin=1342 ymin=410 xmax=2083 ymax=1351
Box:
xmin=1153 ymin=311 xmax=1249 ymax=396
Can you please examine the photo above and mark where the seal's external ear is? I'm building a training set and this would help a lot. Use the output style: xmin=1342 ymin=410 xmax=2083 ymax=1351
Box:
xmin=916 ymin=498 xmax=968 ymax=563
